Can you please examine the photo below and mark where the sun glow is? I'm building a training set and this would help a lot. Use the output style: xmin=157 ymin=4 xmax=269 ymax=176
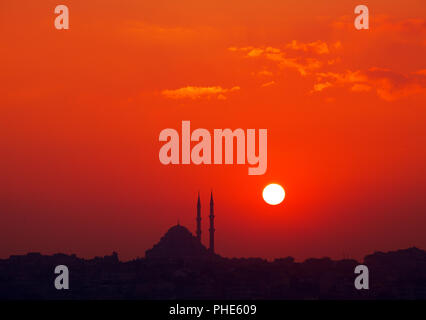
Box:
xmin=263 ymin=184 xmax=285 ymax=205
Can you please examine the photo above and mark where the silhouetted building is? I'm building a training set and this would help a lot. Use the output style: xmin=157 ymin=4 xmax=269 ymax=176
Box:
xmin=196 ymin=192 xmax=202 ymax=242
xmin=209 ymin=191 xmax=215 ymax=253
xmin=1 ymin=247 xmax=425 ymax=299
xmin=145 ymin=191 xmax=216 ymax=260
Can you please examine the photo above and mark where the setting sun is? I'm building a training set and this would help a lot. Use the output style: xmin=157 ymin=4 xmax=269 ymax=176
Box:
xmin=263 ymin=184 xmax=285 ymax=205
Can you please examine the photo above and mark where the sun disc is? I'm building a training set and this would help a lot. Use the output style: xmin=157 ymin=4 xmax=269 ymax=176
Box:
xmin=263 ymin=184 xmax=285 ymax=205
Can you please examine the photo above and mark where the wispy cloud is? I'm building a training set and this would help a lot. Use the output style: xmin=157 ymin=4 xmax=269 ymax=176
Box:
xmin=161 ymin=86 xmax=240 ymax=100
xmin=229 ymin=40 xmax=342 ymax=77
xmin=229 ymin=45 xmax=328 ymax=76
xmin=314 ymin=68 xmax=426 ymax=101
xmin=230 ymin=36 xmax=426 ymax=101
xmin=285 ymin=40 xmax=341 ymax=55
xmin=261 ymin=81 xmax=275 ymax=87
xmin=333 ymin=15 xmax=426 ymax=35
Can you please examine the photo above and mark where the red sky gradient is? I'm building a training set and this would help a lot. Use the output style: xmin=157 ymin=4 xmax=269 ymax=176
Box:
xmin=1 ymin=0 xmax=426 ymax=261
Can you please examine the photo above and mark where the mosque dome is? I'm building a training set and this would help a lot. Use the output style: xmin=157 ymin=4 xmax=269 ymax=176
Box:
xmin=145 ymin=224 xmax=209 ymax=260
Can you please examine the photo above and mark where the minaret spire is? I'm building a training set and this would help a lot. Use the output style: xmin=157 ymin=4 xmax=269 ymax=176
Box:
xmin=209 ymin=191 xmax=215 ymax=253
xmin=196 ymin=192 xmax=202 ymax=242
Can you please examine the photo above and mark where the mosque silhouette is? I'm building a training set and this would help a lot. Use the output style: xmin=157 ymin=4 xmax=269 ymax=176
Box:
xmin=146 ymin=192 xmax=216 ymax=260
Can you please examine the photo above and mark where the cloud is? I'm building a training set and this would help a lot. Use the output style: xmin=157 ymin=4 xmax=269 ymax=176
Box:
xmin=247 ymin=48 xmax=264 ymax=57
xmin=161 ymin=86 xmax=240 ymax=100
xmin=267 ymin=53 xmax=322 ymax=76
xmin=312 ymin=82 xmax=332 ymax=92
xmin=314 ymin=68 xmax=426 ymax=101
xmin=261 ymin=81 xmax=275 ymax=87
xmin=365 ymin=68 xmax=426 ymax=101
xmin=315 ymin=70 xmax=368 ymax=85
xmin=255 ymin=70 xmax=274 ymax=77
xmin=229 ymin=40 xmax=341 ymax=77
xmin=229 ymin=39 xmax=426 ymax=101
xmin=332 ymin=15 xmax=426 ymax=39
xmin=286 ymin=40 xmax=331 ymax=55
xmin=230 ymin=46 xmax=323 ymax=76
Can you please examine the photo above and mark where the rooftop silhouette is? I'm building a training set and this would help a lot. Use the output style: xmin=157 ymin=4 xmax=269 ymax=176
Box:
xmin=1 ymin=246 xmax=425 ymax=299
xmin=0 ymin=195 xmax=425 ymax=300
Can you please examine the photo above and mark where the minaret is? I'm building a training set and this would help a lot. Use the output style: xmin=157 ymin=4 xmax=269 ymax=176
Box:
xmin=196 ymin=192 xmax=202 ymax=242
xmin=209 ymin=191 xmax=215 ymax=253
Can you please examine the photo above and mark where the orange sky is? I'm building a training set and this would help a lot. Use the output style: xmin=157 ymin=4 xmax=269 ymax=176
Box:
xmin=1 ymin=0 xmax=426 ymax=261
